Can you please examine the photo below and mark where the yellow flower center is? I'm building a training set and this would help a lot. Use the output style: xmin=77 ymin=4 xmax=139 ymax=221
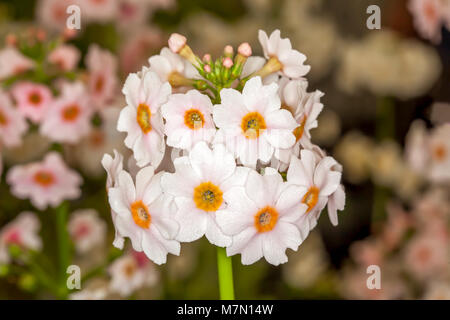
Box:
xmin=193 ymin=182 xmax=223 ymax=212
xmin=62 ymin=104 xmax=80 ymax=122
xmin=34 ymin=170 xmax=55 ymax=187
xmin=302 ymin=186 xmax=319 ymax=213
xmin=184 ymin=109 xmax=205 ymax=130
xmin=131 ymin=200 xmax=151 ymax=229
xmin=136 ymin=103 xmax=152 ymax=133
xmin=293 ymin=115 xmax=307 ymax=142
xmin=241 ymin=112 xmax=267 ymax=139
xmin=254 ymin=206 xmax=279 ymax=233
xmin=123 ymin=261 xmax=137 ymax=278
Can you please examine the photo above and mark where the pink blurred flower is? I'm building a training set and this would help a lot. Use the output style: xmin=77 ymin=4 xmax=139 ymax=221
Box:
xmin=116 ymin=0 xmax=153 ymax=30
xmin=108 ymin=250 xmax=158 ymax=297
xmin=79 ymin=0 xmax=118 ymax=23
xmin=428 ymin=124 xmax=450 ymax=182
xmin=0 ymin=47 xmax=34 ymax=80
xmin=382 ymin=202 xmax=412 ymax=250
xmin=413 ymin=188 xmax=450 ymax=224
xmin=404 ymin=231 xmax=449 ymax=280
xmin=40 ymin=82 xmax=93 ymax=144
xmin=0 ymin=212 xmax=42 ymax=264
xmin=36 ymin=0 xmax=78 ymax=31
xmin=48 ymin=44 xmax=80 ymax=71
xmin=11 ymin=82 xmax=53 ymax=123
xmin=6 ymin=152 xmax=82 ymax=210
xmin=350 ymin=238 xmax=385 ymax=267
xmin=119 ymin=27 xmax=164 ymax=74
xmin=408 ymin=0 xmax=446 ymax=44
xmin=0 ymin=90 xmax=28 ymax=147
xmin=68 ymin=209 xmax=107 ymax=254
xmin=86 ymin=45 xmax=118 ymax=109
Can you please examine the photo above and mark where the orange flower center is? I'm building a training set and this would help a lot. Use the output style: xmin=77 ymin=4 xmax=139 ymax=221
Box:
xmin=34 ymin=170 xmax=55 ymax=187
xmin=0 ymin=109 xmax=7 ymax=126
xmin=432 ymin=144 xmax=446 ymax=162
xmin=424 ymin=2 xmax=437 ymax=21
xmin=94 ymin=75 xmax=104 ymax=93
xmin=302 ymin=186 xmax=319 ymax=213
xmin=241 ymin=112 xmax=267 ymax=139
xmin=184 ymin=109 xmax=205 ymax=130
xmin=29 ymin=92 xmax=42 ymax=105
xmin=123 ymin=261 xmax=137 ymax=277
xmin=293 ymin=115 xmax=307 ymax=142
xmin=131 ymin=200 xmax=151 ymax=229
xmin=136 ymin=103 xmax=152 ymax=134
xmin=254 ymin=206 xmax=279 ymax=233
xmin=62 ymin=104 xmax=80 ymax=122
xmin=193 ymin=182 xmax=223 ymax=212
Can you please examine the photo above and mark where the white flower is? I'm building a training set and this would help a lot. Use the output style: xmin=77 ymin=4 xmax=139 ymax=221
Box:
xmin=428 ymin=123 xmax=450 ymax=182
xmin=107 ymin=165 xmax=180 ymax=264
xmin=216 ymin=168 xmax=307 ymax=266
xmin=118 ymin=68 xmax=171 ymax=168
xmin=161 ymin=90 xmax=216 ymax=151
xmin=0 ymin=212 xmax=42 ymax=264
xmin=286 ymin=149 xmax=342 ymax=234
xmin=258 ymin=29 xmax=310 ymax=78
xmin=161 ymin=142 xmax=248 ymax=247
xmin=68 ymin=209 xmax=107 ymax=254
xmin=408 ymin=0 xmax=446 ymax=44
xmin=0 ymin=47 xmax=34 ymax=80
xmin=213 ymin=77 xmax=297 ymax=168
xmin=108 ymin=250 xmax=158 ymax=297
xmin=102 ymin=149 xmax=126 ymax=249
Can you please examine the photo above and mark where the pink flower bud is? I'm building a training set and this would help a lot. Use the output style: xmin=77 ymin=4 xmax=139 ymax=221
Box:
xmin=168 ymin=33 xmax=187 ymax=53
xmin=224 ymin=45 xmax=233 ymax=55
xmin=238 ymin=42 xmax=252 ymax=57
xmin=202 ymin=54 xmax=211 ymax=63
xmin=204 ymin=65 xmax=212 ymax=73
xmin=222 ymin=57 xmax=233 ymax=68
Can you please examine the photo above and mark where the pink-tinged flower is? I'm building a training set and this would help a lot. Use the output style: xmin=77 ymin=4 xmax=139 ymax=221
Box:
xmin=11 ymin=82 xmax=53 ymax=123
xmin=213 ymin=77 xmax=297 ymax=168
xmin=40 ymin=82 xmax=92 ymax=144
xmin=6 ymin=152 xmax=82 ymax=210
xmin=148 ymin=47 xmax=199 ymax=86
xmin=0 ymin=212 xmax=42 ymax=264
xmin=162 ymin=142 xmax=248 ymax=247
xmin=423 ymin=282 xmax=450 ymax=300
xmin=428 ymin=123 xmax=450 ymax=182
xmin=381 ymin=202 xmax=412 ymax=250
xmin=102 ymin=149 xmax=125 ymax=249
xmin=350 ymin=238 xmax=385 ymax=267
xmin=48 ymin=44 xmax=80 ymax=71
xmin=86 ymin=45 xmax=118 ymax=109
xmin=107 ymin=166 xmax=180 ymax=264
xmin=409 ymin=0 xmax=445 ymax=44
xmin=36 ymin=0 xmax=78 ymax=31
xmin=404 ymin=231 xmax=449 ymax=280
xmin=275 ymin=81 xmax=324 ymax=166
xmin=168 ymin=33 xmax=187 ymax=53
xmin=413 ymin=188 xmax=450 ymax=224
xmin=116 ymin=0 xmax=153 ymax=30
xmin=286 ymin=149 xmax=342 ymax=234
xmin=216 ymin=168 xmax=307 ymax=266
xmin=0 ymin=47 xmax=34 ymax=80
xmin=79 ymin=0 xmax=118 ymax=22
xmin=119 ymin=27 xmax=164 ymax=75
xmin=258 ymin=29 xmax=310 ymax=78
xmin=108 ymin=250 xmax=158 ymax=297
xmin=68 ymin=209 xmax=107 ymax=254
xmin=161 ymin=90 xmax=216 ymax=151
xmin=0 ymin=90 xmax=28 ymax=147
xmin=118 ymin=68 xmax=171 ymax=168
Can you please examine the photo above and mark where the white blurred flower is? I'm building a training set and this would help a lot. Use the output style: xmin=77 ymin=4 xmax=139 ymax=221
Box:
xmin=68 ymin=209 xmax=107 ymax=254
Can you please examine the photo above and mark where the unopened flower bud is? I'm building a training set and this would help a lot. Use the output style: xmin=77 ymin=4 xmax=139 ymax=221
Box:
xmin=204 ymin=65 xmax=212 ymax=73
xmin=238 ymin=42 xmax=252 ymax=57
xmin=168 ymin=33 xmax=187 ymax=53
xmin=224 ymin=45 xmax=234 ymax=57
xmin=223 ymin=57 xmax=233 ymax=69
xmin=203 ymin=54 xmax=211 ymax=63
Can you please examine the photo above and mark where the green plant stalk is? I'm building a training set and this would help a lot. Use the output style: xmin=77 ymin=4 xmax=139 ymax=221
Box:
xmin=56 ymin=202 xmax=70 ymax=298
xmin=216 ymin=247 xmax=235 ymax=300
xmin=372 ymin=97 xmax=395 ymax=229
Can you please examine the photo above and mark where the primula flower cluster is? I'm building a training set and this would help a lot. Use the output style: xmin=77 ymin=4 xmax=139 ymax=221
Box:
xmin=104 ymin=30 xmax=345 ymax=266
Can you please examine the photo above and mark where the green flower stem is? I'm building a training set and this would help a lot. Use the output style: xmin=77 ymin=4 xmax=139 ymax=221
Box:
xmin=56 ymin=202 xmax=70 ymax=297
xmin=372 ymin=97 xmax=395 ymax=229
xmin=216 ymin=247 xmax=235 ymax=300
